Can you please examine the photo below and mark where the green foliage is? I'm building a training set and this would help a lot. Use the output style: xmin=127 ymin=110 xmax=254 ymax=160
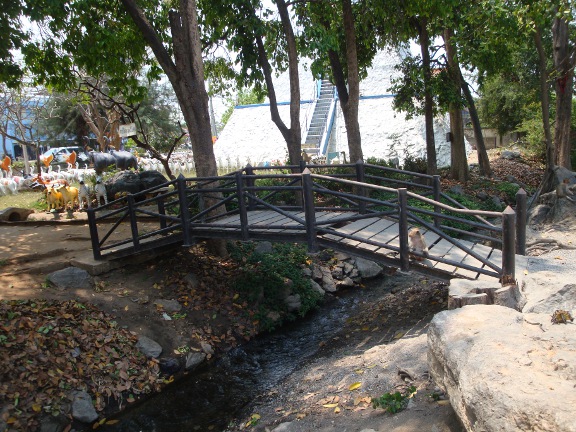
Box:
xmin=402 ymin=155 xmax=428 ymax=174
xmin=372 ymin=386 xmax=417 ymax=414
xmin=230 ymin=242 xmax=322 ymax=332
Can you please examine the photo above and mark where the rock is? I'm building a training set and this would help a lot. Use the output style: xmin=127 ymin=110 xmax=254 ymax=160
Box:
xmin=159 ymin=357 xmax=181 ymax=375
xmin=105 ymin=170 xmax=141 ymax=200
xmin=184 ymin=272 xmax=199 ymax=290
xmin=331 ymin=267 xmax=343 ymax=279
xmin=337 ymin=277 xmax=355 ymax=288
xmin=523 ymin=282 xmax=576 ymax=315
xmin=201 ymin=341 xmax=214 ymax=355
xmin=47 ymin=267 xmax=93 ymax=290
xmin=310 ymin=280 xmax=325 ymax=296
xmin=501 ymin=150 xmax=521 ymax=159
xmin=428 ymin=305 xmax=576 ymax=432
xmin=449 ymin=185 xmax=465 ymax=195
xmin=491 ymin=195 xmax=503 ymax=209
xmin=354 ymin=257 xmax=383 ymax=279
xmin=334 ymin=252 xmax=350 ymax=261
xmin=153 ymin=299 xmax=182 ymax=313
xmin=321 ymin=270 xmax=337 ymax=292
xmin=136 ymin=335 xmax=163 ymax=358
xmin=448 ymin=279 xmax=525 ymax=311
xmin=343 ymin=262 xmax=354 ymax=275
xmin=527 ymin=204 xmax=551 ymax=225
xmin=311 ymin=264 xmax=323 ymax=281
xmin=254 ymin=241 xmax=273 ymax=254
xmin=71 ymin=390 xmax=98 ymax=423
xmin=185 ymin=352 xmax=206 ymax=371
xmin=267 ymin=311 xmax=282 ymax=322
xmin=475 ymin=191 xmax=488 ymax=201
xmin=301 ymin=267 xmax=312 ymax=277
xmin=272 ymin=423 xmax=294 ymax=432
xmin=0 ymin=207 xmax=34 ymax=222
xmin=139 ymin=170 xmax=168 ymax=191
xmin=285 ymin=294 xmax=301 ymax=312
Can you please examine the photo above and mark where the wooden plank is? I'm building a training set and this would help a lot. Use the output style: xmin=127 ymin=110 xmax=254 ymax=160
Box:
xmin=322 ymin=217 xmax=382 ymax=242
xmin=359 ymin=222 xmax=401 ymax=252
xmin=341 ymin=218 xmax=396 ymax=247
xmin=432 ymin=239 xmax=477 ymax=277
xmin=454 ymin=242 xmax=494 ymax=279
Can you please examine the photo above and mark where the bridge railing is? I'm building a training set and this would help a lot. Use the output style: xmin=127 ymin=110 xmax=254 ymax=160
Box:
xmin=303 ymin=170 xmax=517 ymax=283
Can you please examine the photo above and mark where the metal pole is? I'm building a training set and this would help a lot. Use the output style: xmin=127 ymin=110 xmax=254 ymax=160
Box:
xmin=177 ymin=174 xmax=192 ymax=247
xmin=502 ymin=206 xmax=516 ymax=285
xmin=398 ymin=188 xmax=409 ymax=271
xmin=236 ymin=171 xmax=249 ymax=240
xmin=433 ymin=175 xmax=441 ymax=228
xmin=302 ymin=168 xmax=318 ymax=252
xmin=515 ymin=188 xmax=527 ymax=255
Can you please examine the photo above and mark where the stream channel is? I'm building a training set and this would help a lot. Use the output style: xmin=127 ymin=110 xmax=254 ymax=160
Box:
xmin=96 ymin=280 xmax=385 ymax=432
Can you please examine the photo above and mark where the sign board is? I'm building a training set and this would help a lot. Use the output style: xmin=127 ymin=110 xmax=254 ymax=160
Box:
xmin=119 ymin=123 xmax=137 ymax=137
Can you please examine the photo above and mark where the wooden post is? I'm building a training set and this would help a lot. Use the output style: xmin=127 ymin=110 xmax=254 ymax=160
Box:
xmin=302 ymin=168 xmax=318 ymax=252
xmin=236 ymin=171 xmax=249 ymax=240
xmin=127 ymin=194 xmax=140 ymax=251
xmin=245 ymin=164 xmax=256 ymax=211
xmin=398 ymin=188 xmax=409 ymax=271
xmin=433 ymin=175 xmax=441 ymax=228
xmin=515 ymin=188 xmax=527 ymax=255
xmin=299 ymin=160 xmax=306 ymax=173
xmin=355 ymin=159 xmax=366 ymax=214
xmin=157 ymin=194 xmax=167 ymax=231
xmin=177 ymin=174 xmax=192 ymax=247
xmin=502 ymin=206 xmax=516 ymax=285
xmin=87 ymin=207 xmax=101 ymax=260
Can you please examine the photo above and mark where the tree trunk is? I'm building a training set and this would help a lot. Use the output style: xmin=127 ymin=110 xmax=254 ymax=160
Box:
xmin=121 ymin=0 xmax=226 ymax=257
xmin=416 ymin=18 xmax=437 ymax=175
xmin=340 ymin=0 xmax=362 ymax=163
xmin=461 ymin=76 xmax=492 ymax=177
xmin=552 ymin=15 xmax=574 ymax=170
xmin=444 ymin=28 xmax=468 ymax=181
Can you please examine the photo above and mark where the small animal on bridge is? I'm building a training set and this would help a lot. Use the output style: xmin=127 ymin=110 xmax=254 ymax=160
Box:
xmin=78 ymin=180 xmax=91 ymax=209
xmin=408 ymin=227 xmax=429 ymax=261
xmin=95 ymin=179 xmax=108 ymax=206
xmin=45 ymin=186 xmax=64 ymax=211
xmin=56 ymin=185 xmax=79 ymax=209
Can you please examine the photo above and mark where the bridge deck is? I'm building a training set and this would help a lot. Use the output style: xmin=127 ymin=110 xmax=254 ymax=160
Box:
xmin=190 ymin=210 xmax=502 ymax=281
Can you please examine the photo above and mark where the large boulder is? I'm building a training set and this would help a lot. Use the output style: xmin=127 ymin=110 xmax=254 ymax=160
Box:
xmin=104 ymin=170 xmax=168 ymax=201
xmin=428 ymin=305 xmax=576 ymax=432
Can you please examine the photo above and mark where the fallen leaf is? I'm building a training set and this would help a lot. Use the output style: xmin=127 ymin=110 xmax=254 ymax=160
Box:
xmin=295 ymin=413 xmax=306 ymax=419
xmin=334 ymin=407 xmax=341 ymax=413
xmin=323 ymin=403 xmax=339 ymax=408
xmin=348 ymin=382 xmax=362 ymax=391
xmin=437 ymin=400 xmax=450 ymax=406
xmin=106 ymin=420 xmax=119 ymax=425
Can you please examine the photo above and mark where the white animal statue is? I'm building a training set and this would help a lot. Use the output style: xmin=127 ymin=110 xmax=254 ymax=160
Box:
xmin=78 ymin=180 xmax=91 ymax=209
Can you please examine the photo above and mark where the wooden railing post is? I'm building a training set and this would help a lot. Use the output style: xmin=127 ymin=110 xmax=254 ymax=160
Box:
xmin=87 ymin=207 xmax=101 ymax=260
xmin=398 ymin=188 xmax=409 ymax=271
xmin=516 ymin=188 xmax=527 ymax=255
xmin=433 ymin=175 xmax=441 ymax=228
xmin=236 ymin=171 xmax=249 ymax=240
xmin=157 ymin=194 xmax=167 ymax=231
xmin=302 ymin=168 xmax=318 ymax=252
xmin=177 ymin=174 xmax=192 ymax=247
xmin=355 ymin=159 xmax=366 ymax=214
xmin=299 ymin=160 xmax=307 ymax=172
xmin=127 ymin=194 xmax=140 ymax=251
xmin=244 ymin=164 xmax=256 ymax=211
xmin=502 ymin=206 xmax=516 ymax=285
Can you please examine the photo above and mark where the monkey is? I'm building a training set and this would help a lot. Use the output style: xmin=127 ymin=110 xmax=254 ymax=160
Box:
xmin=556 ymin=178 xmax=576 ymax=203
xmin=301 ymin=150 xmax=312 ymax=163
xmin=408 ymin=227 xmax=429 ymax=261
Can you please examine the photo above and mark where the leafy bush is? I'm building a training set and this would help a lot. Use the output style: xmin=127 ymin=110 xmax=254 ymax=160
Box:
xmin=229 ymin=242 xmax=322 ymax=332
xmin=372 ymin=386 xmax=417 ymax=414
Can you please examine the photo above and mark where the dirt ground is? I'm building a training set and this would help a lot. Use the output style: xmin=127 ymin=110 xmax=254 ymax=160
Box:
xmin=0 ymin=214 xmax=465 ymax=432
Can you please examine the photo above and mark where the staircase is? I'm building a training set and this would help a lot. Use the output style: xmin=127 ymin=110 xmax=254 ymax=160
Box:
xmin=302 ymin=79 xmax=335 ymax=157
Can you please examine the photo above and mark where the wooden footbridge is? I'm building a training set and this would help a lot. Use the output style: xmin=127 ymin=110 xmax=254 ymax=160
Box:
xmin=87 ymin=161 xmax=527 ymax=284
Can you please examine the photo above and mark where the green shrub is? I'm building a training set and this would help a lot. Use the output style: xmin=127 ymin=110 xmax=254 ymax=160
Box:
xmin=229 ymin=242 xmax=322 ymax=332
